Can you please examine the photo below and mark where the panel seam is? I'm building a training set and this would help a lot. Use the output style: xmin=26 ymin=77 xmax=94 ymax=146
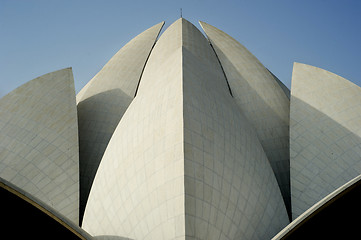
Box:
xmin=208 ymin=41 xmax=233 ymax=97
xmin=134 ymin=22 xmax=165 ymax=97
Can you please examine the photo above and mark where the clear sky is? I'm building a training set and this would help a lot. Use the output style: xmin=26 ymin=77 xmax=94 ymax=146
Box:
xmin=1 ymin=0 xmax=360 ymax=98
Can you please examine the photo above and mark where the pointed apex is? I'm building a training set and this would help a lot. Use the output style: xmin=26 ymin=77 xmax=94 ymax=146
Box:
xmin=156 ymin=21 xmax=165 ymax=28
xmin=175 ymin=17 xmax=191 ymax=23
xmin=199 ymin=20 xmax=228 ymax=40
xmin=199 ymin=20 xmax=208 ymax=29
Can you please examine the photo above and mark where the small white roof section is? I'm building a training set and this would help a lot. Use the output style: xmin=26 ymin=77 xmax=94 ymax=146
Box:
xmin=272 ymin=174 xmax=361 ymax=239
xmin=0 ymin=176 xmax=92 ymax=239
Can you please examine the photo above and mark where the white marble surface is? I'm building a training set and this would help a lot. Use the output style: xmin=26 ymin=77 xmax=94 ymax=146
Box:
xmin=200 ymin=21 xmax=291 ymax=217
xmin=76 ymin=22 xmax=164 ymax=222
xmin=290 ymin=63 xmax=361 ymax=219
xmin=83 ymin=18 xmax=289 ymax=240
xmin=0 ymin=68 xmax=79 ymax=224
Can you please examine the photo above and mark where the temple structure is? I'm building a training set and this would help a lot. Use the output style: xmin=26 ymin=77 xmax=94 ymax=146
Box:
xmin=1 ymin=18 xmax=360 ymax=240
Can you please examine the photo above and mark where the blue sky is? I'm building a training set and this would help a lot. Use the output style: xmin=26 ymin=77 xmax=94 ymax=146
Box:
xmin=1 ymin=0 xmax=360 ymax=98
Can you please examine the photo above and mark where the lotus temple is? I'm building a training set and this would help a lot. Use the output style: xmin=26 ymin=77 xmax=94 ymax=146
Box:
xmin=1 ymin=18 xmax=360 ymax=239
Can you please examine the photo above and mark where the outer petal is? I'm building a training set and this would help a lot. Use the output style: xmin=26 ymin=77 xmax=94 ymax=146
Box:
xmin=0 ymin=68 xmax=79 ymax=223
xmin=290 ymin=63 xmax=361 ymax=218
xmin=76 ymin=21 xmax=164 ymax=222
